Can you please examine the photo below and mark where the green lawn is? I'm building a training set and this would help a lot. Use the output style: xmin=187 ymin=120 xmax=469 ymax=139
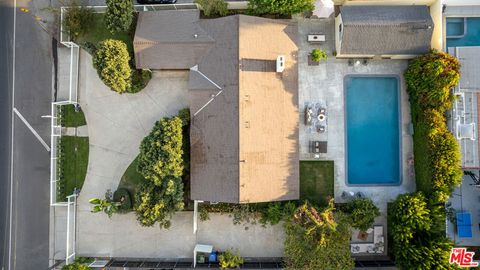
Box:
xmin=300 ymin=161 xmax=334 ymax=207
xmin=75 ymin=13 xmax=134 ymax=54
xmin=61 ymin=104 xmax=86 ymax=127
xmin=58 ymin=136 xmax=89 ymax=201
xmin=118 ymin=155 xmax=145 ymax=200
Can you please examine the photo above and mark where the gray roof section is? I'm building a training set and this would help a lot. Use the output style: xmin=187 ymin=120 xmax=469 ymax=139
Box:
xmin=339 ymin=5 xmax=434 ymax=55
xmin=189 ymin=16 xmax=241 ymax=203
xmin=448 ymin=46 xmax=480 ymax=91
xmin=134 ymin=10 xmax=214 ymax=69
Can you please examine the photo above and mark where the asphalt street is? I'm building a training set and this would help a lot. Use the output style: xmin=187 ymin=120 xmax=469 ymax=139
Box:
xmin=1 ymin=0 xmax=52 ymax=269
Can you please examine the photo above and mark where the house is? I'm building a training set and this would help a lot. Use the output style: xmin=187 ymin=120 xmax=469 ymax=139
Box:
xmin=335 ymin=5 xmax=434 ymax=59
xmin=133 ymin=10 xmax=300 ymax=203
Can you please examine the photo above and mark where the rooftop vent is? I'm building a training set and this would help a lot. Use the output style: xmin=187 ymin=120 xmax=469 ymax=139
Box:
xmin=276 ymin=55 xmax=285 ymax=73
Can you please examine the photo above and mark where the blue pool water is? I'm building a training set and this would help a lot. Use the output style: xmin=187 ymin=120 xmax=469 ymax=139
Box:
xmin=446 ymin=17 xmax=480 ymax=47
xmin=345 ymin=76 xmax=401 ymax=185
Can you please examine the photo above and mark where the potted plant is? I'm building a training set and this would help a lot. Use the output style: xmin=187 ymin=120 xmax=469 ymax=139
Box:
xmin=311 ymin=49 xmax=327 ymax=62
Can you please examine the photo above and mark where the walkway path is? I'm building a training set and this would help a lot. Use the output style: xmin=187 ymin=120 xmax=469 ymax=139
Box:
xmin=75 ymin=50 xmax=285 ymax=259
xmin=62 ymin=125 xmax=88 ymax=137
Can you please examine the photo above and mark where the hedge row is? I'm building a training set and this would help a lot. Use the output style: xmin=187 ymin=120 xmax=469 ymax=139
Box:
xmin=405 ymin=50 xmax=462 ymax=201
xmin=389 ymin=50 xmax=462 ymax=269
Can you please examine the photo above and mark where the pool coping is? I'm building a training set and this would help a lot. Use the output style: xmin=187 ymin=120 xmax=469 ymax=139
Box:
xmin=343 ymin=74 xmax=403 ymax=187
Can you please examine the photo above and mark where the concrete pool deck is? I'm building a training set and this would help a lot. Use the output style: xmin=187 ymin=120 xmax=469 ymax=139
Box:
xmin=297 ymin=18 xmax=416 ymax=213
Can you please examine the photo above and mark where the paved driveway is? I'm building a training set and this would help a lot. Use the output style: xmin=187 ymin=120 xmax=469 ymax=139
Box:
xmin=75 ymin=51 xmax=285 ymax=259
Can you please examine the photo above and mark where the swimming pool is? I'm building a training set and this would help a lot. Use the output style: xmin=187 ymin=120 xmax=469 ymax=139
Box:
xmin=446 ymin=17 xmax=480 ymax=47
xmin=345 ymin=76 xmax=401 ymax=185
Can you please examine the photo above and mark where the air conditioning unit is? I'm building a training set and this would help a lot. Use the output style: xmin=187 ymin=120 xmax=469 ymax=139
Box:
xmin=276 ymin=55 xmax=285 ymax=73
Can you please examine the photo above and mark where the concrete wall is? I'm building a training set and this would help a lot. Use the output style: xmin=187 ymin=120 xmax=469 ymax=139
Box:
xmin=430 ymin=0 xmax=443 ymax=50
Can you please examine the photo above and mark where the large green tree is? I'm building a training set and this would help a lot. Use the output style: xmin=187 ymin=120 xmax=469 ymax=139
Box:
xmin=93 ymin=39 xmax=132 ymax=93
xmin=137 ymin=117 xmax=184 ymax=184
xmin=134 ymin=114 xmax=186 ymax=228
xmin=284 ymin=201 xmax=354 ymax=270
xmin=248 ymin=0 xmax=315 ymax=16
xmin=105 ymin=0 xmax=134 ymax=33
xmin=389 ymin=192 xmax=457 ymax=269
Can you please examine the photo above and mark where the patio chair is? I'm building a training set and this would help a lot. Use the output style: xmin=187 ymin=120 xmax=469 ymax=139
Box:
xmin=305 ymin=107 xmax=313 ymax=126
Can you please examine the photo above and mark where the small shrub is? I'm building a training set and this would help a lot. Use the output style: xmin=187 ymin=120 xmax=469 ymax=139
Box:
xmin=195 ymin=0 xmax=228 ymax=17
xmin=89 ymin=190 xmax=121 ymax=218
xmin=62 ymin=262 xmax=90 ymax=270
xmin=311 ymin=49 xmax=327 ymax=62
xmin=178 ymin=108 xmax=191 ymax=127
xmin=62 ymin=5 xmax=94 ymax=40
xmin=129 ymin=69 xmax=152 ymax=93
xmin=93 ymin=39 xmax=132 ymax=93
xmin=219 ymin=249 xmax=244 ymax=269
xmin=342 ymin=198 xmax=380 ymax=231
xmin=105 ymin=0 xmax=134 ymax=33
xmin=80 ymin=41 xmax=97 ymax=55
xmin=248 ymin=0 xmax=315 ymax=16
xmin=199 ymin=206 xmax=210 ymax=221
xmin=259 ymin=201 xmax=296 ymax=226
xmin=113 ymin=188 xmax=132 ymax=212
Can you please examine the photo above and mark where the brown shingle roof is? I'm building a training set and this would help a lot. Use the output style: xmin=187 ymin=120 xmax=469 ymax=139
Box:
xmin=133 ymin=12 xmax=299 ymax=203
xmin=134 ymin=10 xmax=214 ymax=69
xmin=190 ymin=16 xmax=299 ymax=203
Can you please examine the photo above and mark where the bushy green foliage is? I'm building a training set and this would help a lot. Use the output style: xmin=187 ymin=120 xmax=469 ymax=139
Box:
xmin=311 ymin=49 xmax=327 ymax=62
xmin=62 ymin=262 xmax=90 ymax=270
xmin=219 ymin=249 xmax=244 ymax=269
xmin=284 ymin=201 xmax=354 ymax=270
xmin=105 ymin=0 xmax=134 ymax=33
xmin=405 ymin=50 xmax=460 ymax=110
xmin=89 ymin=190 xmax=121 ymax=218
xmin=389 ymin=193 xmax=431 ymax=244
xmin=342 ymin=198 xmax=380 ymax=231
xmin=134 ymin=178 xmax=184 ymax=228
xmin=405 ymin=50 xmax=462 ymax=200
xmin=248 ymin=0 xmax=315 ymax=16
xmin=195 ymin=0 xmax=229 ymax=17
xmin=137 ymin=117 xmax=184 ymax=184
xmin=62 ymin=5 xmax=94 ymax=40
xmin=113 ymin=188 xmax=133 ymax=212
xmin=389 ymin=192 xmax=457 ymax=269
xmin=198 ymin=201 xmax=297 ymax=226
xmin=134 ymin=114 xmax=187 ymax=227
xmin=93 ymin=39 xmax=132 ymax=93
xmin=259 ymin=201 xmax=296 ymax=225
xmin=130 ymin=69 xmax=152 ymax=93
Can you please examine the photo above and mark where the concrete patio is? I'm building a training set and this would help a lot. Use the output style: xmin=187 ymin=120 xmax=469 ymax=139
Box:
xmin=297 ymin=18 xmax=416 ymax=213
